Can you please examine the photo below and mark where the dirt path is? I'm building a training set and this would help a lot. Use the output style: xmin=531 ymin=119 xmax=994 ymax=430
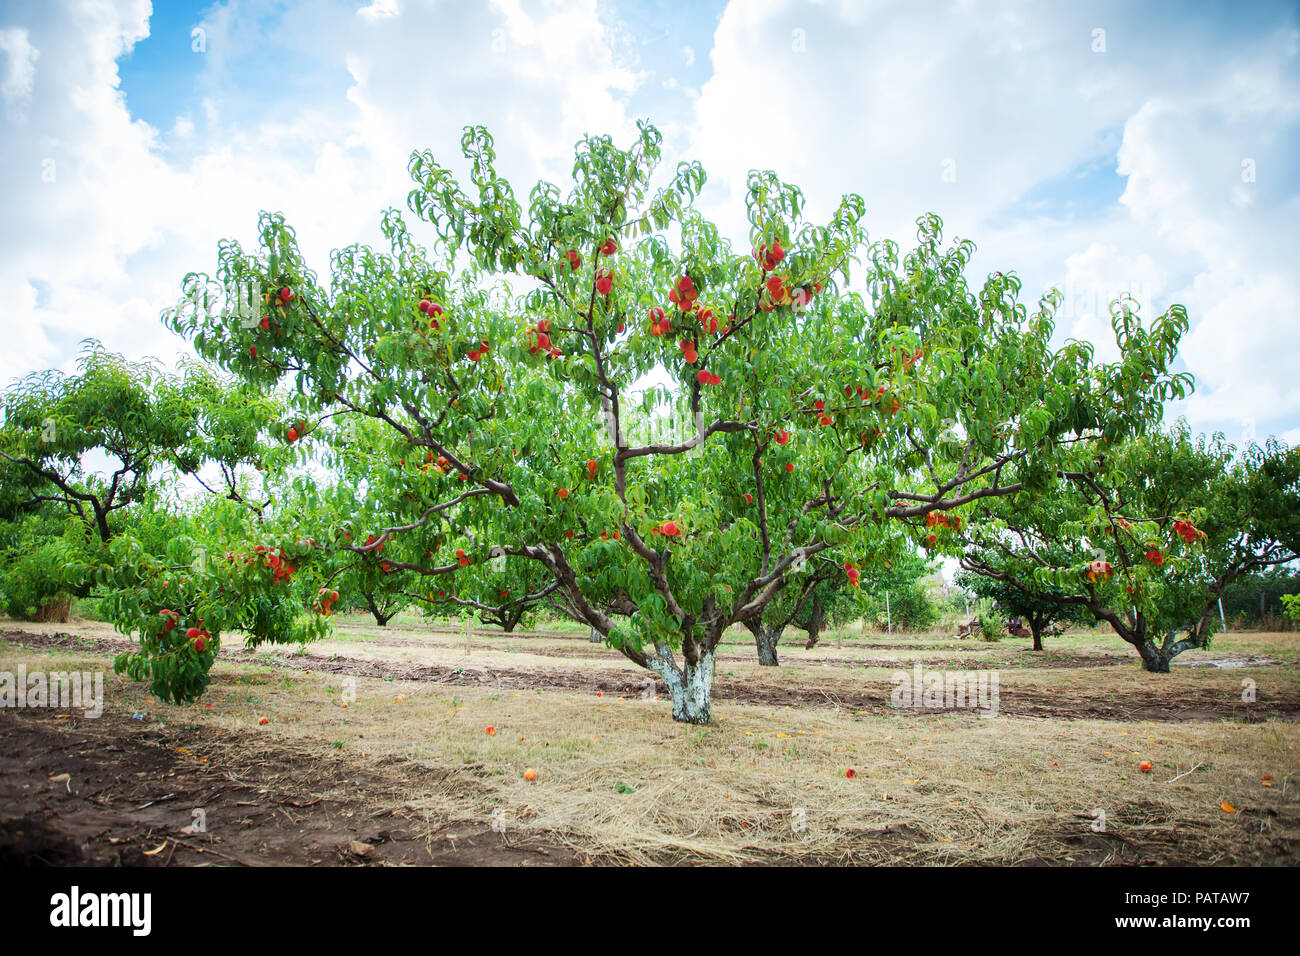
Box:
xmin=347 ymin=621 xmax=1040 ymax=652
xmin=0 ymin=707 xmax=576 ymax=867
xmin=361 ymin=634 xmax=1135 ymax=670
xmin=7 ymin=628 xmax=1296 ymax=723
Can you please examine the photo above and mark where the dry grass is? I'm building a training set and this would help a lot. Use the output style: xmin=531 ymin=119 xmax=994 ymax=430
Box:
xmin=3 ymin=616 xmax=1298 ymax=865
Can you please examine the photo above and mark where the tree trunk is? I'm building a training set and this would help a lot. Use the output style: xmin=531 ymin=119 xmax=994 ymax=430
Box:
xmin=1030 ymin=616 xmax=1043 ymax=652
xmin=650 ymin=650 xmax=715 ymax=724
xmin=363 ymin=593 xmax=391 ymax=626
xmin=745 ymin=620 xmax=781 ymax=666
xmin=1098 ymin=607 xmax=1173 ymax=673
xmin=803 ymin=597 xmax=824 ymax=650
xmin=93 ymin=504 xmax=112 ymax=543
xmin=588 ymin=627 xmax=602 ymax=643
xmin=1136 ymin=639 xmax=1171 ymax=673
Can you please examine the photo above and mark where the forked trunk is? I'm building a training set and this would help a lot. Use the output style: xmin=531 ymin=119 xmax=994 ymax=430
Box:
xmin=1105 ymin=611 xmax=1176 ymax=673
xmin=648 ymin=649 xmax=716 ymax=724
xmin=364 ymin=593 xmax=393 ymax=627
xmin=1136 ymin=638 xmax=1171 ymax=673
xmin=745 ymin=621 xmax=781 ymax=666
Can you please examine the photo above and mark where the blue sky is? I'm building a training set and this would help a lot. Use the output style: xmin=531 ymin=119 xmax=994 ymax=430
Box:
xmin=2 ymin=0 xmax=1298 ymax=448
xmin=115 ymin=1 xmax=204 ymax=129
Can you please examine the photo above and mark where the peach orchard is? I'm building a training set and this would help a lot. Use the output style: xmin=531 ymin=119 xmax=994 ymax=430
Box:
xmin=8 ymin=123 xmax=1283 ymax=725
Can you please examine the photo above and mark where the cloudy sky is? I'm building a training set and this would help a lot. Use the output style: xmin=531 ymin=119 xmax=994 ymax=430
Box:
xmin=2 ymin=0 xmax=1297 ymax=446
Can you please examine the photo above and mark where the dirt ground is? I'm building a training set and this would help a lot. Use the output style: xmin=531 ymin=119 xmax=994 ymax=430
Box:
xmin=0 ymin=707 xmax=574 ymax=866
xmin=2 ymin=617 xmax=1298 ymax=866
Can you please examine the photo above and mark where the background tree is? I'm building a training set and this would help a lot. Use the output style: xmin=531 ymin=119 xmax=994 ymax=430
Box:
xmin=298 ymin=429 xmax=413 ymax=627
xmin=954 ymin=567 xmax=1088 ymax=650
xmin=0 ymin=345 xmax=176 ymax=544
xmin=153 ymin=124 xmax=1189 ymax=721
xmin=0 ymin=344 xmax=280 ymax=540
xmin=0 ymin=505 xmax=97 ymax=621
xmin=959 ymin=423 xmax=1300 ymax=670
xmin=410 ymin=554 xmax=558 ymax=633
xmin=852 ymin=547 xmax=938 ymax=636
xmin=792 ymin=576 xmax=861 ymax=649
xmin=1216 ymin=567 xmax=1300 ymax=628
xmin=0 ymin=345 xmax=284 ymax=622
xmin=742 ymin=557 xmax=841 ymax=665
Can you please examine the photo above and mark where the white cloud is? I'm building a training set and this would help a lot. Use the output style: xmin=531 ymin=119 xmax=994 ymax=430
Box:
xmin=1 ymin=0 xmax=1297 ymax=451
xmin=0 ymin=0 xmax=642 ymax=387
xmin=0 ymin=0 xmax=160 ymax=380
xmin=0 ymin=26 xmax=38 ymax=104
xmin=687 ymin=0 xmax=1300 ymax=439
xmin=357 ymin=0 xmax=400 ymax=20
xmin=1053 ymin=241 xmax=1166 ymax=363
xmin=1112 ymin=85 xmax=1300 ymax=432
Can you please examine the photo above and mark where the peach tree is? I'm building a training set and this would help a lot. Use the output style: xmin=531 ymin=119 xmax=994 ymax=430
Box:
xmin=959 ymin=420 xmax=1300 ymax=670
xmin=407 ymin=552 xmax=558 ymax=634
xmin=0 ymin=344 xmax=289 ymax=629
xmin=160 ymin=123 xmax=1187 ymax=721
xmin=744 ymin=527 xmax=921 ymax=662
xmin=953 ymin=567 xmax=1089 ymax=650
xmin=103 ymin=490 xmax=335 ymax=703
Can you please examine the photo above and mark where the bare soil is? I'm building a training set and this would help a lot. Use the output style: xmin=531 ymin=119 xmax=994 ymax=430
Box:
xmin=0 ymin=706 xmax=575 ymax=867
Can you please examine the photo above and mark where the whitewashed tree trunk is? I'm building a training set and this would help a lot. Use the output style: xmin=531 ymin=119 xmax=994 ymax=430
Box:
xmin=647 ymin=648 xmax=716 ymax=724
